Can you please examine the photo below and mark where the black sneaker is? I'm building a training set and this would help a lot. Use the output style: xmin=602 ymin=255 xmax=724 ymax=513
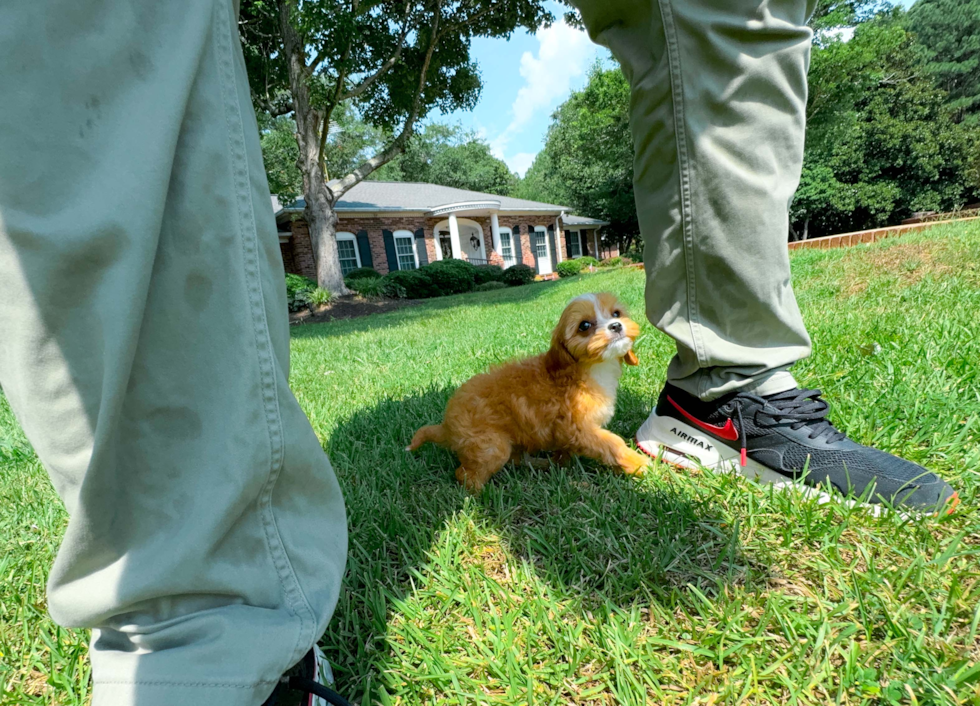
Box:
xmin=635 ymin=383 xmax=959 ymax=516
xmin=262 ymin=646 xmax=351 ymax=706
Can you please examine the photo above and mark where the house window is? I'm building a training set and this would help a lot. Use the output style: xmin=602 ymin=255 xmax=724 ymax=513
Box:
xmin=499 ymin=228 xmax=515 ymax=265
xmin=534 ymin=227 xmax=548 ymax=259
xmin=393 ymin=230 xmax=418 ymax=270
xmin=567 ymin=230 xmax=581 ymax=258
xmin=336 ymin=232 xmax=360 ymax=276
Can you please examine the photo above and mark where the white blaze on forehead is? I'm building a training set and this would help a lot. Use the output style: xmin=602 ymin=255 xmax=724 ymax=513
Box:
xmin=570 ymin=293 xmax=614 ymax=326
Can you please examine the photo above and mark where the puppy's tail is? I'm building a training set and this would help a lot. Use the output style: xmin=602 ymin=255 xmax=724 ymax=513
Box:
xmin=407 ymin=424 xmax=447 ymax=452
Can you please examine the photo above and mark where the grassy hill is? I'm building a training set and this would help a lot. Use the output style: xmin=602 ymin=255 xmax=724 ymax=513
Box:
xmin=3 ymin=220 xmax=979 ymax=705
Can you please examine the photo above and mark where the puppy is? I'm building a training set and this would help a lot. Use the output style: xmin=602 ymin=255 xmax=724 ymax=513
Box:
xmin=408 ymin=292 xmax=649 ymax=493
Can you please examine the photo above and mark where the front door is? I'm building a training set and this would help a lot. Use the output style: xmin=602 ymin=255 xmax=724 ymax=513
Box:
xmin=534 ymin=229 xmax=552 ymax=275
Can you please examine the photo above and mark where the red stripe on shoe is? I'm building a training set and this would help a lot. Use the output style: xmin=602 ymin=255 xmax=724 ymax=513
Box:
xmin=667 ymin=395 xmax=739 ymax=441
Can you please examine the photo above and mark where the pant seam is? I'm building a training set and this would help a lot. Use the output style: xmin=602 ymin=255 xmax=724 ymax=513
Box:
xmin=212 ymin=0 xmax=316 ymax=672
xmin=657 ymin=0 xmax=710 ymax=398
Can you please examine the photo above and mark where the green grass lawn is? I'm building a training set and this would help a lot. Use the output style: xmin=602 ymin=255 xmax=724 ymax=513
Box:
xmin=3 ymin=222 xmax=980 ymax=705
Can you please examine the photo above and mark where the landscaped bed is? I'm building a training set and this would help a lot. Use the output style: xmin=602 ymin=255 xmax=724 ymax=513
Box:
xmin=3 ymin=221 xmax=979 ymax=705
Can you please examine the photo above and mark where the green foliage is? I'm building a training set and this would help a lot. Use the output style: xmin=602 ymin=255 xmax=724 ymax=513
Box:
xmin=285 ymin=273 xmax=317 ymax=312
xmin=599 ymin=256 xmax=623 ymax=268
xmin=556 ymin=259 xmax=583 ymax=278
xmin=344 ymin=267 xmax=382 ymax=281
xmin=374 ymin=123 xmax=517 ymax=195
xmin=908 ymin=0 xmax=980 ymax=125
xmin=473 ymin=264 xmax=504 ymax=284
xmin=577 ymin=256 xmax=599 ymax=268
xmin=474 ymin=280 xmax=507 ymax=292
xmin=348 ymin=275 xmax=403 ymax=298
xmin=794 ymin=10 xmax=980 ymax=238
xmin=423 ymin=259 xmax=477 ymax=295
xmin=525 ymin=63 xmax=637 ymax=251
xmin=501 ymin=263 xmax=536 ymax=286
xmin=307 ymin=287 xmax=333 ymax=307
xmin=384 ymin=269 xmax=439 ymax=299
xmin=258 ymin=106 xmax=385 ymax=205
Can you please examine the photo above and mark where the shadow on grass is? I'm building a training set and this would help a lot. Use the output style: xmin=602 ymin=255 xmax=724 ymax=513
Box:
xmin=323 ymin=385 xmax=763 ymax=694
xmin=292 ymin=279 xmax=563 ymax=340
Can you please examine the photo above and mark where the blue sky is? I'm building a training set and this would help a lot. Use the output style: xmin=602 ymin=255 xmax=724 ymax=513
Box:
xmin=438 ymin=0 xmax=917 ymax=177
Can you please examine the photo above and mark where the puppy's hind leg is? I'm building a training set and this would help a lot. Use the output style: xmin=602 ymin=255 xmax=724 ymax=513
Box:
xmin=455 ymin=436 xmax=512 ymax=494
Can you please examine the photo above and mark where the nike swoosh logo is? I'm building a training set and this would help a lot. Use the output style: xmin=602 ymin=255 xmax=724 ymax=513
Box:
xmin=667 ymin=395 xmax=739 ymax=441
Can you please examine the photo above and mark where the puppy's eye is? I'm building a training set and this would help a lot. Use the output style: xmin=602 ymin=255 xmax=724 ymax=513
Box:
xmin=612 ymin=310 xmax=621 ymax=318
xmin=578 ymin=321 xmax=592 ymax=332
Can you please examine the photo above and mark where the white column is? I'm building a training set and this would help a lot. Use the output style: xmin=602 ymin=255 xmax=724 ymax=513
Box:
xmin=554 ymin=217 xmax=563 ymax=263
xmin=433 ymin=228 xmax=443 ymax=260
xmin=593 ymin=228 xmax=600 ymax=259
xmin=490 ymin=212 xmax=501 ymax=256
xmin=448 ymin=212 xmax=462 ymax=259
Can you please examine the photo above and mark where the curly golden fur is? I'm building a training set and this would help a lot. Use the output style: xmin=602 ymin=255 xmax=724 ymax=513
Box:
xmin=408 ymin=292 xmax=649 ymax=493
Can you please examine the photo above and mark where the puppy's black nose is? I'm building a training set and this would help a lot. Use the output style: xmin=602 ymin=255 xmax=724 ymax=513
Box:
xmin=608 ymin=321 xmax=623 ymax=333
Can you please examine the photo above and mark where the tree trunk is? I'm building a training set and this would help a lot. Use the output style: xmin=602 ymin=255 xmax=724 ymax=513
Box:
xmin=305 ymin=189 xmax=348 ymax=295
xmin=802 ymin=217 xmax=810 ymax=241
xmin=279 ymin=0 xmax=349 ymax=295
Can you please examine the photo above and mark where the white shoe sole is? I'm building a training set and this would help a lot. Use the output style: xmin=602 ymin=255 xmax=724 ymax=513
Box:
xmin=635 ymin=411 xmax=893 ymax=518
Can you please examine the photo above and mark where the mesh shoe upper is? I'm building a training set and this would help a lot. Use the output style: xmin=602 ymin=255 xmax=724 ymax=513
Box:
xmin=655 ymin=383 xmax=956 ymax=511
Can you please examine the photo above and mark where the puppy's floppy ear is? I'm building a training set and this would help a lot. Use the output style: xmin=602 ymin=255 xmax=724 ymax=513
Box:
xmin=544 ymin=317 xmax=576 ymax=373
xmin=624 ymin=350 xmax=639 ymax=366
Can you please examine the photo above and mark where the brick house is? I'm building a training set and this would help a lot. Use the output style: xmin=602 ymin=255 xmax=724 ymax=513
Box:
xmin=275 ymin=181 xmax=616 ymax=279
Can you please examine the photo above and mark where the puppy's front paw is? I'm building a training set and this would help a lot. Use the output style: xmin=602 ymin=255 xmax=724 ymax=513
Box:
xmin=620 ymin=449 xmax=650 ymax=477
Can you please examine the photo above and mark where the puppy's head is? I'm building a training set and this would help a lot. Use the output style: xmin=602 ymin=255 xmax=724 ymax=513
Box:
xmin=548 ymin=292 xmax=640 ymax=369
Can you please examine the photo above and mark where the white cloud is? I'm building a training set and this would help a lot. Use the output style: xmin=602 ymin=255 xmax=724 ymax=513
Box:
xmin=490 ymin=18 xmax=598 ymax=162
xmin=506 ymin=152 xmax=537 ymax=177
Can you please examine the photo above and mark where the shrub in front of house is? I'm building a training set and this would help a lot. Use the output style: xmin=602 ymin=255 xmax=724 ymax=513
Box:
xmin=285 ymin=273 xmax=317 ymax=312
xmin=599 ymin=256 xmax=623 ymax=268
xmin=473 ymin=264 xmax=504 ymax=285
xmin=475 ymin=280 xmax=506 ymax=292
xmin=385 ymin=269 xmax=439 ymax=299
xmin=306 ymin=288 xmax=332 ymax=307
xmin=424 ymin=259 xmax=477 ymax=295
xmin=344 ymin=267 xmax=381 ymax=281
xmin=556 ymin=260 xmax=583 ymax=278
xmin=501 ymin=264 xmax=536 ymax=287
xmin=577 ymin=256 xmax=599 ymax=268
xmin=349 ymin=276 xmax=403 ymax=298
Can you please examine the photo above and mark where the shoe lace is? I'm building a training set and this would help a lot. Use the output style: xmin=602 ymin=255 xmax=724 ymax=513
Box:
xmin=731 ymin=388 xmax=845 ymax=466
xmin=267 ymin=675 xmax=352 ymax=706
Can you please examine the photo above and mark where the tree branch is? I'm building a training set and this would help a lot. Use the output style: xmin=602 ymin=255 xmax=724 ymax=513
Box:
xmin=339 ymin=3 xmax=412 ymax=102
xmin=328 ymin=0 xmax=442 ymax=198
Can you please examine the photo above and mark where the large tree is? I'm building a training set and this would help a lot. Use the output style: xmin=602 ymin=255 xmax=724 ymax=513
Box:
xmin=373 ymin=123 xmax=518 ymax=195
xmin=241 ymin=0 xmax=556 ymax=294
xmin=792 ymin=10 xmax=980 ymax=238
xmin=524 ymin=63 xmax=639 ymax=251
xmin=908 ymin=0 xmax=980 ymax=125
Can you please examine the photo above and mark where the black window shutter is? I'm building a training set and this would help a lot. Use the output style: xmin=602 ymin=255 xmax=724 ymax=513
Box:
xmin=356 ymin=230 xmax=373 ymax=269
xmin=414 ymin=228 xmax=428 ymax=266
xmin=514 ymin=226 xmax=523 ymax=265
xmin=382 ymin=229 xmax=398 ymax=272
xmin=529 ymin=225 xmax=539 ymax=270
xmin=547 ymin=224 xmax=557 ymax=263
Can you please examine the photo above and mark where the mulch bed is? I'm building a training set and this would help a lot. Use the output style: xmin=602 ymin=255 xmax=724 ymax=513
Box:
xmin=289 ymin=295 xmax=423 ymax=325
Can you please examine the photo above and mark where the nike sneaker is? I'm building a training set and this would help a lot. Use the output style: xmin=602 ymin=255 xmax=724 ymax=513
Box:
xmin=262 ymin=645 xmax=350 ymax=706
xmin=636 ymin=383 xmax=959 ymax=515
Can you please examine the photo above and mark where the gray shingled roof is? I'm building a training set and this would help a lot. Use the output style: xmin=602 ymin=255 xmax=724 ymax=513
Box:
xmin=562 ymin=214 xmax=609 ymax=227
xmin=277 ymin=181 xmax=572 ymax=213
